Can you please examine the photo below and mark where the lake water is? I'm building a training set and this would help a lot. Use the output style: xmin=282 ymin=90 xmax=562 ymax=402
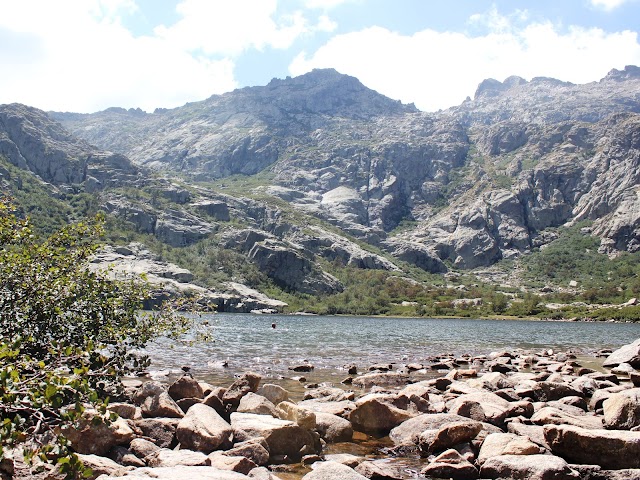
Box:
xmin=145 ymin=313 xmax=640 ymax=393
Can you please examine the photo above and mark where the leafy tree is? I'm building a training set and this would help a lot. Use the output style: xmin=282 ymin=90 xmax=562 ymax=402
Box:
xmin=0 ymin=198 xmax=190 ymax=478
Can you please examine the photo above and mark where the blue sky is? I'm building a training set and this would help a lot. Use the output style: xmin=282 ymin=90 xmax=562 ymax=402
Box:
xmin=1 ymin=0 xmax=639 ymax=113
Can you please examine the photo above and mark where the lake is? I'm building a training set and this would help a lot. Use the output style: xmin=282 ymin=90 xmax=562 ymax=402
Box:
xmin=144 ymin=313 xmax=640 ymax=394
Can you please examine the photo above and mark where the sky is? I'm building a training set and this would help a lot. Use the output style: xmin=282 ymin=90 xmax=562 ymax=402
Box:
xmin=1 ymin=0 xmax=640 ymax=113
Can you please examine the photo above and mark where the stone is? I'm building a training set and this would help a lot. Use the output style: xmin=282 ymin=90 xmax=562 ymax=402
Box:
xmin=351 ymin=372 xmax=409 ymax=389
xmin=222 ymin=438 xmax=270 ymax=466
xmin=256 ymin=384 xmax=289 ymax=405
xmin=108 ymin=446 xmax=145 ymax=467
xmin=355 ymin=460 xmax=404 ymax=479
xmin=231 ymin=412 xmax=320 ymax=461
xmin=604 ymin=339 xmax=640 ymax=368
xmin=248 ymin=466 xmax=285 ymax=479
xmin=59 ymin=410 xmax=134 ymax=456
xmin=544 ymin=424 xmax=640 ymax=469
xmin=132 ymin=381 xmax=184 ymax=418
xmin=506 ymin=422 xmax=550 ymax=450
xmin=418 ymin=420 xmax=482 ymax=455
xmin=208 ymin=453 xmax=258 ymax=475
xmin=223 ymin=372 xmax=262 ymax=408
xmin=176 ymin=403 xmax=234 ymax=453
xmin=446 ymin=391 xmax=528 ymax=426
xmin=314 ymin=412 xmax=354 ymax=443
xmin=168 ymin=375 xmax=204 ymax=401
xmin=106 ymin=403 xmax=140 ymax=420
xmin=603 ymin=388 xmax=640 ymax=429
xmin=389 ymin=413 xmax=471 ymax=446
xmin=477 ymin=432 xmax=544 ymax=465
xmin=531 ymin=406 xmax=603 ymax=429
xmin=94 ymin=466 xmax=250 ymax=479
xmin=532 ymin=381 xmax=584 ymax=402
xmin=348 ymin=394 xmax=415 ymax=433
xmin=422 ymin=449 xmax=479 ymax=480
xmin=479 ymin=454 xmax=578 ymax=480
xmin=303 ymin=461 xmax=369 ymax=479
xmin=128 ymin=438 xmax=160 ymax=461
xmin=303 ymin=387 xmax=355 ymax=402
xmin=75 ymin=454 xmax=130 ymax=478
xmin=145 ymin=449 xmax=210 ymax=467
xmin=298 ymin=399 xmax=356 ymax=417
xmin=134 ymin=418 xmax=179 ymax=448
xmin=238 ymin=392 xmax=278 ymax=416
xmin=325 ymin=454 xmax=362 ymax=468
xmin=275 ymin=401 xmax=317 ymax=430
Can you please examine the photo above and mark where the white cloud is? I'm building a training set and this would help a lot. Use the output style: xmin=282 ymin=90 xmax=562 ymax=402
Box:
xmin=304 ymin=0 xmax=354 ymax=9
xmin=154 ymin=0 xmax=311 ymax=56
xmin=0 ymin=0 xmax=238 ymax=112
xmin=289 ymin=13 xmax=640 ymax=111
xmin=590 ymin=0 xmax=632 ymax=11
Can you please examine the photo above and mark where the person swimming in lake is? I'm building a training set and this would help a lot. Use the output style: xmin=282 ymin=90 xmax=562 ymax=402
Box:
xmin=271 ymin=323 xmax=276 ymax=329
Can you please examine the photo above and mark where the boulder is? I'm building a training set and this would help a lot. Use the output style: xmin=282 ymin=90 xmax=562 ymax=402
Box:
xmin=256 ymin=384 xmax=289 ymax=405
xmin=479 ymin=454 xmax=578 ymax=480
xmin=544 ymin=424 xmax=640 ymax=469
xmin=303 ymin=461 xmax=369 ymax=479
xmin=315 ymin=412 xmax=353 ymax=443
xmin=94 ymin=465 xmax=250 ymax=479
xmin=604 ymin=339 xmax=640 ymax=368
xmin=603 ymin=388 xmax=640 ymax=429
xmin=447 ymin=392 xmax=528 ymax=426
xmin=418 ymin=420 xmax=483 ymax=455
xmin=176 ymin=403 xmax=234 ymax=453
xmin=355 ymin=460 xmax=405 ymax=479
xmin=145 ymin=449 xmax=210 ymax=467
xmin=389 ymin=413 xmax=471 ymax=446
xmin=223 ymin=372 xmax=262 ymax=409
xmin=59 ymin=410 xmax=134 ymax=456
xmin=168 ymin=375 xmax=204 ymax=401
xmin=108 ymin=446 xmax=146 ymax=467
xmin=275 ymin=401 xmax=317 ymax=430
xmin=238 ymin=392 xmax=278 ymax=416
xmin=132 ymin=381 xmax=184 ymax=418
xmin=222 ymin=438 xmax=270 ymax=466
xmin=351 ymin=372 xmax=409 ymax=389
xmin=76 ymin=454 xmax=131 ymax=478
xmin=422 ymin=449 xmax=479 ymax=480
xmin=531 ymin=406 xmax=603 ymax=429
xmin=208 ymin=453 xmax=258 ymax=475
xmin=506 ymin=422 xmax=550 ymax=450
xmin=298 ymin=399 xmax=356 ymax=417
xmin=134 ymin=418 xmax=179 ymax=448
xmin=303 ymin=387 xmax=355 ymax=402
xmin=128 ymin=438 xmax=160 ymax=461
xmin=231 ymin=412 xmax=320 ymax=461
xmin=348 ymin=394 xmax=415 ymax=433
xmin=532 ymin=381 xmax=583 ymax=402
xmin=477 ymin=432 xmax=544 ymax=465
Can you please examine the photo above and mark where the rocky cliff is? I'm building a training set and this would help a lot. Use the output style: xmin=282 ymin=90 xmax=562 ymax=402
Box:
xmin=47 ymin=66 xmax=640 ymax=272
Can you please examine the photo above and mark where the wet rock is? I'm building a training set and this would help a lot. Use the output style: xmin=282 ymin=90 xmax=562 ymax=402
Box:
xmin=479 ymin=454 xmax=578 ymax=480
xmin=315 ymin=412 xmax=354 ymax=443
xmin=603 ymin=388 xmax=640 ymax=430
xmin=256 ymin=384 xmax=289 ymax=405
xmin=168 ymin=375 xmax=204 ymax=401
xmin=418 ymin=420 xmax=483 ymax=455
xmin=275 ymin=401 xmax=317 ymax=430
xmin=604 ymin=339 xmax=640 ymax=369
xmin=223 ymin=372 xmax=262 ymax=409
xmin=289 ymin=364 xmax=314 ymax=372
xmin=132 ymin=381 xmax=184 ymax=418
xmin=477 ymin=432 xmax=544 ymax=465
xmin=303 ymin=461 xmax=369 ymax=479
xmin=248 ymin=466 xmax=285 ymax=479
xmin=176 ymin=403 xmax=234 ymax=453
xmin=544 ymin=424 xmax=640 ymax=469
xmin=422 ymin=449 xmax=479 ymax=480
xmin=231 ymin=412 xmax=320 ymax=462
xmin=59 ymin=410 xmax=134 ymax=456
xmin=238 ymin=392 xmax=278 ymax=417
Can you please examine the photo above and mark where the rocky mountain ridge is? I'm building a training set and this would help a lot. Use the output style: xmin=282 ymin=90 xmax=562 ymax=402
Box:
xmin=2 ymin=66 xmax=640 ymax=305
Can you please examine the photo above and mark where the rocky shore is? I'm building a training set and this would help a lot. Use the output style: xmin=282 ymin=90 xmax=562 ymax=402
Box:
xmin=4 ymin=339 xmax=640 ymax=480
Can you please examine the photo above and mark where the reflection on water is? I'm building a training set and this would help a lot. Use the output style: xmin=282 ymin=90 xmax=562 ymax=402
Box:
xmin=144 ymin=313 xmax=640 ymax=390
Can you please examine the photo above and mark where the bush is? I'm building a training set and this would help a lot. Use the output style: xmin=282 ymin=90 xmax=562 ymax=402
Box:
xmin=0 ymin=199 xmax=189 ymax=477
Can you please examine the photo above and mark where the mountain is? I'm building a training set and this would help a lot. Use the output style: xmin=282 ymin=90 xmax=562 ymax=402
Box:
xmin=2 ymin=66 xmax=640 ymax=314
